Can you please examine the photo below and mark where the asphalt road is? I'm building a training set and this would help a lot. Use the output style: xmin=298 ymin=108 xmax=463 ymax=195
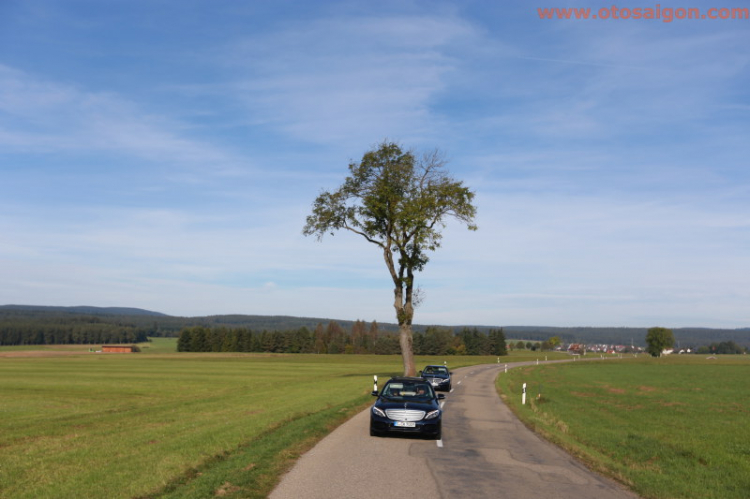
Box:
xmin=270 ymin=362 xmax=640 ymax=499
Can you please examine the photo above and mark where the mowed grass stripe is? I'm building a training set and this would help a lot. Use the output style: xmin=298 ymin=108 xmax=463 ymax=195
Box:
xmin=1 ymin=345 xmax=503 ymax=499
xmin=2 ymin=353 xmax=380 ymax=498
xmin=496 ymin=356 xmax=750 ymax=499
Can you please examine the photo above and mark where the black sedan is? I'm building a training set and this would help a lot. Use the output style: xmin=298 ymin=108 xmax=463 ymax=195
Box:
xmin=370 ymin=377 xmax=444 ymax=439
xmin=420 ymin=365 xmax=452 ymax=392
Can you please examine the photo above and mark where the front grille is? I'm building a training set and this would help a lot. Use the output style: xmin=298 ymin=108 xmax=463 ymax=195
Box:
xmin=385 ymin=409 xmax=425 ymax=421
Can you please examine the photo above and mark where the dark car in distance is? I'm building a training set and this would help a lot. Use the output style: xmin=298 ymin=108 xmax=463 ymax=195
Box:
xmin=420 ymin=365 xmax=452 ymax=392
xmin=370 ymin=377 xmax=444 ymax=440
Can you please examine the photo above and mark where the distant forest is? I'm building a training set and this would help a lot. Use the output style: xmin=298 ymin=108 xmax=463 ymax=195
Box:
xmin=0 ymin=310 xmax=149 ymax=345
xmin=1 ymin=305 xmax=749 ymax=348
xmin=176 ymin=323 xmax=509 ymax=356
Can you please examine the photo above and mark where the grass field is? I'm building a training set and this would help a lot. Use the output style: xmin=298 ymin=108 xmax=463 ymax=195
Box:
xmin=496 ymin=355 xmax=750 ymax=499
xmin=8 ymin=342 xmax=748 ymax=499
xmin=1 ymin=339 xmax=510 ymax=499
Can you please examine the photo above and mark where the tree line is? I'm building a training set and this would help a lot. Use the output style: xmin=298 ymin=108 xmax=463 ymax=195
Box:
xmin=3 ymin=306 xmax=747 ymax=349
xmin=695 ymin=341 xmax=747 ymax=355
xmin=0 ymin=315 xmax=149 ymax=346
xmin=177 ymin=321 xmax=508 ymax=356
xmin=645 ymin=327 xmax=748 ymax=357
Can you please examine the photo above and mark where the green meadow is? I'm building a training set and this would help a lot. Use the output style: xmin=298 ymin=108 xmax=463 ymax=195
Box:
xmin=0 ymin=339 xmax=505 ymax=499
xmin=6 ymin=341 xmax=748 ymax=499
xmin=497 ymin=355 xmax=750 ymax=499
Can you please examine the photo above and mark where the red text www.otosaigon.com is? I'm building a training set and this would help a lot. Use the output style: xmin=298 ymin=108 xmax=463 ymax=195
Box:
xmin=538 ymin=5 xmax=749 ymax=23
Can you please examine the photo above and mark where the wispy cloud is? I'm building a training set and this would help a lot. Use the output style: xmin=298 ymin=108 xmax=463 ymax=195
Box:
xmin=210 ymin=14 xmax=483 ymax=145
xmin=0 ymin=64 xmax=247 ymax=176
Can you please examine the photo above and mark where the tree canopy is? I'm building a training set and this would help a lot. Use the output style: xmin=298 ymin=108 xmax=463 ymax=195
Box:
xmin=303 ymin=141 xmax=477 ymax=375
xmin=645 ymin=327 xmax=675 ymax=357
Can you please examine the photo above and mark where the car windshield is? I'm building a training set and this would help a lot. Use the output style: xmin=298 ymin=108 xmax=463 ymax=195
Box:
xmin=424 ymin=366 xmax=448 ymax=375
xmin=382 ymin=382 xmax=434 ymax=400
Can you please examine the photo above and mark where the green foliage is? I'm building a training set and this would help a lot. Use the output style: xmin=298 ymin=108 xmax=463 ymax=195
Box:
xmin=696 ymin=341 xmax=747 ymax=355
xmin=302 ymin=141 xmax=477 ymax=334
xmin=646 ymin=326 xmax=675 ymax=357
xmin=176 ymin=323 xmax=510 ymax=357
xmin=303 ymin=142 xmax=477 ymax=259
xmin=0 ymin=311 xmax=149 ymax=346
xmin=540 ymin=335 xmax=561 ymax=351
xmin=4 ymin=307 xmax=748 ymax=348
xmin=451 ymin=327 xmax=507 ymax=355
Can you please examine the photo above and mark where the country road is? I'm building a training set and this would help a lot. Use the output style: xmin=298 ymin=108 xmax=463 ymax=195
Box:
xmin=270 ymin=362 xmax=640 ymax=499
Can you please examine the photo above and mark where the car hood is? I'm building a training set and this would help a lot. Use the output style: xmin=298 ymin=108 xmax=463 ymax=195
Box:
xmin=374 ymin=397 xmax=440 ymax=411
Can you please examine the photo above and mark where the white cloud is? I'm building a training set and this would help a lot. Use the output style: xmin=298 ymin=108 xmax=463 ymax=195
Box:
xmin=0 ymin=64 xmax=247 ymax=176
xmin=215 ymin=14 xmax=482 ymax=145
xmin=1 ymin=3 xmax=748 ymax=328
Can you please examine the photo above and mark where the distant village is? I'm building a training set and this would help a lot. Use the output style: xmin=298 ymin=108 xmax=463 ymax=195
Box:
xmin=563 ymin=343 xmax=644 ymax=355
xmin=559 ymin=343 xmax=744 ymax=355
xmin=560 ymin=343 xmax=696 ymax=355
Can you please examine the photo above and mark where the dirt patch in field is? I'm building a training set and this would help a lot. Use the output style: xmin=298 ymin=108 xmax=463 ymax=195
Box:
xmin=215 ymin=482 xmax=241 ymax=496
xmin=570 ymin=391 xmax=597 ymax=398
xmin=614 ymin=403 xmax=644 ymax=411
xmin=605 ymin=387 xmax=627 ymax=394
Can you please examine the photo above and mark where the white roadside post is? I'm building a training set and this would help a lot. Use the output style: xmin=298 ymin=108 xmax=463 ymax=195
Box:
xmin=373 ymin=375 xmax=378 ymax=393
xmin=504 ymin=364 xmax=508 ymax=374
xmin=522 ymin=383 xmax=527 ymax=405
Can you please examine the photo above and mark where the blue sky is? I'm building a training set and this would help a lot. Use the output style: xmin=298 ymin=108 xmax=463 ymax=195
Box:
xmin=1 ymin=0 xmax=748 ymax=327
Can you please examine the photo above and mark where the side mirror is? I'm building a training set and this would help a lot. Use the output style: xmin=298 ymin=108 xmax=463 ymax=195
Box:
xmin=418 ymin=371 xmax=423 ymax=377
xmin=371 ymin=390 xmax=379 ymax=397
xmin=449 ymin=371 xmax=454 ymax=375
xmin=437 ymin=393 xmax=445 ymax=400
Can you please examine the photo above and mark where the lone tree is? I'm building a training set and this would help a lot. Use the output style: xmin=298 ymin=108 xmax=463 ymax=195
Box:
xmin=645 ymin=326 xmax=675 ymax=357
xmin=303 ymin=141 xmax=477 ymax=376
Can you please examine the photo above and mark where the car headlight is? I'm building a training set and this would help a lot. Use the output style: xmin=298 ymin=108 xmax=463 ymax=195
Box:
xmin=424 ymin=410 xmax=440 ymax=420
xmin=372 ymin=406 xmax=386 ymax=417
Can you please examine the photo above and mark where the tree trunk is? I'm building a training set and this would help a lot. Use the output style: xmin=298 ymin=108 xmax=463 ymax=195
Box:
xmin=399 ymin=323 xmax=416 ymax=376
xmin=386 ymin=246 xmax=417 ymax=377
xmin=393 ymin=283 xmax=416 ymax=376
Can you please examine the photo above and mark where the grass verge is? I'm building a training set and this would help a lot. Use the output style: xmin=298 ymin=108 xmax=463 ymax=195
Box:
xmin=141 ymin=395 xmax=371 ymax=499
xmin=496 ymin=355 xmax=750 ymax=499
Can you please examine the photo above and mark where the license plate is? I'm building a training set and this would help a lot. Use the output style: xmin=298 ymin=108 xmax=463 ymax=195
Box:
xmin=394 ymin=421 xmax=416 ymax=428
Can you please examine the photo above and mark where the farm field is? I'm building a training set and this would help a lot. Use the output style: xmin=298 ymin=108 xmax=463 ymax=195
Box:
xmin=1 ymin=339 xmax=519 ymax=499
xmin=497 ymin=355 xmax=750 ymax=499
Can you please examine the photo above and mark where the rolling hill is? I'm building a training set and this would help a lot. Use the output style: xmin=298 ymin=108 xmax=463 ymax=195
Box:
xmin=1 ymin=304 xmax=748 ymax=347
